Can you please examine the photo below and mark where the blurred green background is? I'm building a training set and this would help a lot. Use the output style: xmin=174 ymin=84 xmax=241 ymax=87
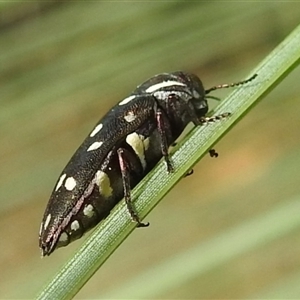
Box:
xmin=1 ymin=2 xmax=300 ymax=299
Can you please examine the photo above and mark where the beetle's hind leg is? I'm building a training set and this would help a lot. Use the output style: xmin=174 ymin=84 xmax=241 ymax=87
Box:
xmin=117 ymin=148 xmax=149 ymax=227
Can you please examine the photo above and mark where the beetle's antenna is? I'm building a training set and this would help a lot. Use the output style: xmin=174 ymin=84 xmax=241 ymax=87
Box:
xmin=206 ymin=95 xmax=221 ymax=101
xmin=205 ymin=74 xmax=257 ymax=95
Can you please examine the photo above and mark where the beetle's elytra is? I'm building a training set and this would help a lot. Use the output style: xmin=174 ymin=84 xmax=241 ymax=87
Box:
xmin=39 ymin=71 xmax=257 ymax=256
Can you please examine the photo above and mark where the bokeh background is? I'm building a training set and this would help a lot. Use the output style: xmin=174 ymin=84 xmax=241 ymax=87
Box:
xmin=1 ymin=2 xmax=300 ymax=299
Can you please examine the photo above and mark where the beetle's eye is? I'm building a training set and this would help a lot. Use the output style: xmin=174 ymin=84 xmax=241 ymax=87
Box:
xmin=191 ymin=99 xmax=208 ymax=116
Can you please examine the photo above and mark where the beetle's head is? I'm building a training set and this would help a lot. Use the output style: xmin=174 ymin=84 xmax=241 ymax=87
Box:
xmin=134 ymin=71 xmax=209 ymax=129
xmin=153 ymin=72 xmax=209 ymax=127
xmin=184 ymin=72 xmax=209 ymax=119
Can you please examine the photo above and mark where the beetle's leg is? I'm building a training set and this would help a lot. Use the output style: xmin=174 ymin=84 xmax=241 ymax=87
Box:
xmin=209 ymin=149 xmax=219 ymax=158
xmin=117 ymin=148 xmax=149 ymax=227
xmin=156 ymin=108 xmax=174 ymax=173
xmin=184 ymin=169 xmax=194 ymax=177
xmin=199 ymin=113 xmax=230 ymax=159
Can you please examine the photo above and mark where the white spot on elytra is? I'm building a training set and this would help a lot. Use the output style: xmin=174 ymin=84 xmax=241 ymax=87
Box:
xmin=71 ymin=220 xmax=80 ymax=231
xmin=44 ymin=214 xmax=51 ymax=230
xmin=124 ymin=111 xmax=136 ymax=123
xmin=65 ymin=177 xmax=76 ymax=191
xmin=126 ymin=132 xmax=147 ymax=169
xmin=143 ymin=137 xmax=150 ymax=150
xmin=145 ymin=80 xmax=186 ymax=93
xmin=55 ymin=173 xmax=66 ymax=191
xmin=83 ymin=204 xmax=95 ymax=218
xmin=87 ymin=141 xmax=103 ymax=152
xmin=58 ymin=232 xmax=69 ymax=244
xmin=39 ymin=223 xmax=43 ymax=236
xmin=119 ymin=95 xmax=136 ymax=105
xmin=96 ymin=170 xmax=113 ymax=198
xmin=90 ymin=123 xmax=103 ymax=137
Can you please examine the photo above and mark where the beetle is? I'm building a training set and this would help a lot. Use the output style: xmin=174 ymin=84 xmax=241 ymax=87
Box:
xmin=39 ymin=71 xmax=257 ymax=256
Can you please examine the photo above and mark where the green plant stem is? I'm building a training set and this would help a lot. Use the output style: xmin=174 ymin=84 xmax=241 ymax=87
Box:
xmin=36 ymin=24 xmax=300 ymax=300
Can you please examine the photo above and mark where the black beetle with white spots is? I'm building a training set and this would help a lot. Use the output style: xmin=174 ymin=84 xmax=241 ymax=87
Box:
xmin=39 ymin=71 xmax=257 ymax=256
